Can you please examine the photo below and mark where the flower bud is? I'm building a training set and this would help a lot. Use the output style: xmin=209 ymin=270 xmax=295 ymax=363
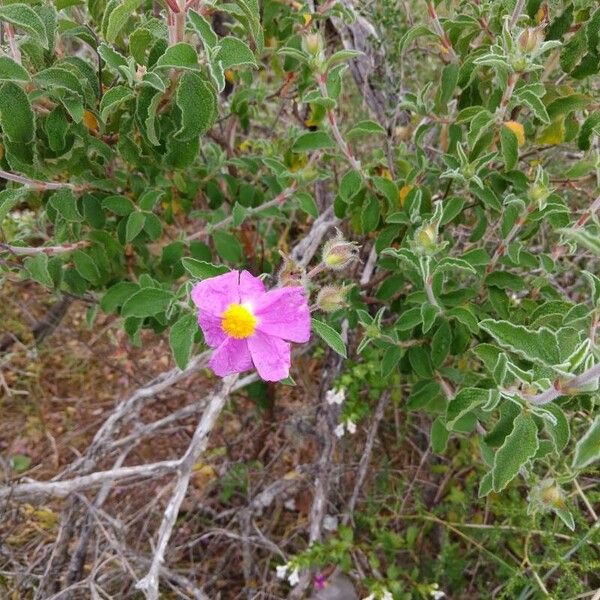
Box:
xmin=303 ymin=33 xmax=322 ymax=56
xmin=322 ymin=230 xmax=360 ymax=271
xmin=530 ymin=478 xmax=566 ymax=511
xmin=528 ymin=182 xmax=550 ymax=207
xmin=518 ymin=27 xmax=544 ymax=53
xmin=278 ymin=252 xmax=308 ymax=288
xmin=415 ymin=223 xmax=437 ymax=250
xmin=316 ymin=285 xmax=351 ymax=313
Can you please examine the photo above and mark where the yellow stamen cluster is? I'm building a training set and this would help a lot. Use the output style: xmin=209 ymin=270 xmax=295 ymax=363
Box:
xmin=221 ymin=303 xmax=257 ymax=339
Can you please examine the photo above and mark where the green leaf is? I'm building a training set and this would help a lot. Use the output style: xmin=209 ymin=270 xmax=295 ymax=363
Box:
xmin=10 ymin=454 xmax=31 ymax=472
xmin=492 ymin=412 xmax=539 ymax=492
xmin=121 ymin=287 xmax=174 ymax=318
xmin=578 ymin=113 xmax=600 ymax=150
xmin=125 ymin=211 xmax=146 ymax=242
xmin=572 ymin=415 xmax=600 ymax=470
xmin=311 ymin=318 xmax=347 ymax=358
xmin=100 ymin=281 xmax=138 ymax=313
xmin=346 ymin=119 xmax=385 ymax=139
xmin=189 ymin=9 xmax=218 ymax=48
xmin=479 ymin=319 xmax=561 ymax=367
xmin=181 ymin=257 xmax=229 ymax=279
xmin=100 ymin=85 xmax=134 ymax=122
xmin=559 ymin=227 xmax=600 ymax=256
xmin=361 ymin=194 xmax=380 ymax=233
xmin=0 ymin=3 xmax=48 ymax=49
xmin=380 ymin=345 xmax=402 ymax=379
xmin=213 ymin=230 xmax=242 ymax=263
xmin=431 ymin=320 xmax=451 ymax=367
xmin=98 ymin=42 xmax=128 ymax=70
xmin=231 ymin=0 xmax=263 ymax=53
xmin=34 ymin=67 xmax=84 ymax=98
xmin=215 ymin=37 xmax=258 ymax=69
xmin=0 ymin=81 xmax=34 ymax=143
xmin=292 ymin=131 xmax=335 ymax=152
xmin=431 ymin=417 xmax=449 ymax=454
xmin=296 ymin=191 xmax=318 ymax=218
xmin=24 ymin=253 xmax=53 ymax=288
xmin=174 ymin=72 xmax=217 ymax=140
xmin=0 ymin=56 xmax=29 ymax=82
xmin=500 ymin=125 xmax=518 ymax=170
xmin=106 ymin=0 xmax=142 ymax=43
xmin=49 ymin=189 xmax=82 ymax=222
xmin=446 ymin=388 xmax=498 ymax=430
xmin=170 ymin=313 xmax=197 ymax=370
xmin=155 ymin=43 xmax=199 ymax=70
xmin=73 ymin=249 xmax=101 ymax=283
xmin=102 ymin=195 xmax=135 ymax=216
xmin=435 ymin=63 xmax=459 ymax=114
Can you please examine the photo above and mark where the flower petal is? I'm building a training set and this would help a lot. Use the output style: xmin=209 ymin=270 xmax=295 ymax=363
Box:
xmin=239 ymin=270 xmax=266 ymax=304
xmin=247 ymin=331 xmax=291 ymax=381
xmin=209 ymin=337 xmax=253 ymax=377
xmin=198 ymin=312 xmax=226 ymax=348
xmin=254 ymin=287 xmax=311 ymax=343
xmin=191 ymin=270 xmax=240 ymax=317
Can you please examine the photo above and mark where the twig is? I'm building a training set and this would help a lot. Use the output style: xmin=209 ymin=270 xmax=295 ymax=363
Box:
xmin=509 ymin=0 xmax=526 ymax=29
xmin=135 ymin=375 xmax=238 ymax=600
xmin=426 ymin=1 xmax=458 ymax=61
xmin=0 ymin=458 xmax=182 ymax=500
xmin=343 ymin=390 xmax=391 ymax=521
xmin=524 ymin=361 xmax=600 ymax=405
xmin=4 ymin=23 xmax=21 ymax=64
xmin=0 ymin=169 xmax=86 ymax=191
xmin=0 ymin=241 xmax=89 ymax=256
xmin=187 ymin=153 xmax=322 ymax=241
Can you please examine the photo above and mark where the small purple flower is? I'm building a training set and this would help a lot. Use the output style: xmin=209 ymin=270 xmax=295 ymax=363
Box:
xmin=314 ymin=573 xmax=327 ymax=590
xmin=191 ymin=270 xmax=311 ymax=381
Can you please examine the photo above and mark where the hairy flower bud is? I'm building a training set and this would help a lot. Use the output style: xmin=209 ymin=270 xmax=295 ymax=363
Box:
xmin=316 ymin=285 xmax=351 ymax=312
xmin=415 ymin=223 xmax=437 ymax=250
xmin=303 ymin=33 xmax=322 ymax=56
xmin=278 ymin=252 xmax=308 ymax=288
xmin=322 ymin=230 xmax=360 ymax=271
xmin=518 ymin=27 xmax=544 ymax=54
xmin=529 ymin=478 xmax=566 ymax=511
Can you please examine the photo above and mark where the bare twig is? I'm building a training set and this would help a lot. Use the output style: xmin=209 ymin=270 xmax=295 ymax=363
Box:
xmin=344 ymin=390 xmax=391 ymax=521
xmin=135 ymin=375 xmax=238 ymax=600
xmin=0 ymin=169 xmax=86 ymax=191
xmin=1 ymin=241 xmax=89 ymax=256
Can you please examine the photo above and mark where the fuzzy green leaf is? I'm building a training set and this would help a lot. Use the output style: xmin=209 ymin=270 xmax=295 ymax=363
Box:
xmin=492 ymin=412 xmax=539 ymax=492
xmin=0 ymin=4 xmax=48 ymax=49
xmin=0 ymin=56 xmax=30 ymax=82
xmin=169 ymin=313 xmax=197 ymax=370
xmin=174 ymin=72 xmax=217 ymax=141
xmin=0 ymin=82 xmax=34 ymax=143
xmin=121 ymin=287 xmax=174 ymax=318
xmin=311 ymin=318 xmax=347 ymax=358
xmin=572 ymin=415 xmax=600 ymax=470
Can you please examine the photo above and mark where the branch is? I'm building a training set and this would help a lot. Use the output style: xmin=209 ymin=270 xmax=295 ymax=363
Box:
xmin=187 ymin=153 xmax=322 ymax=242
xmin=343 ymin=390 xmax=390 ymax=521
xmin=1 ymin=241 xmax=89 ymax=256
xmin=509 ymin=0 xmax=526 ymax=29
xmin=0 ymin=169 xmax=87 ymax=192
xmin=525 ymin=361 xmax=600 ymax=405
xmin=0 ymin=458 xmax=182 ymax=500
xmin=135 ymin=375 xmax=238 ymax=600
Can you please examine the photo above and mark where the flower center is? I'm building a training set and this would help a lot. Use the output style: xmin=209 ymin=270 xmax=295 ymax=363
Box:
xmin=221 ymin=303 xmax=257 ymax=339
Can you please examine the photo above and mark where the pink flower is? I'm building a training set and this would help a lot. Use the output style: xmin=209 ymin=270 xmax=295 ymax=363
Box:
xmin=191 ymin=270 xmax=311 ymax=381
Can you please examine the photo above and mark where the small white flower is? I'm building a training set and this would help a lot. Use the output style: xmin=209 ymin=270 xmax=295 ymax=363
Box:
xmin=334 ymin=423 xmax=345 ymax=438
xmin=431 ymin=592 xmax=446 ymax=599
xmin=323 ymin=514 xmax=338 ymax=531
xmin=326 ymin=388 xmax=345 ymax=405
xmin=381 ymin=590 xmax=393 ymax=600
xmin=288 ymin=568 xmax=300 ymax=586
xmin=362 ymin=595 xmax=375 ymax=600
xmin=346 ymin=419 xmax=357 ymax=434
xmin=276 ymin=564 xmax=288 ymax=579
